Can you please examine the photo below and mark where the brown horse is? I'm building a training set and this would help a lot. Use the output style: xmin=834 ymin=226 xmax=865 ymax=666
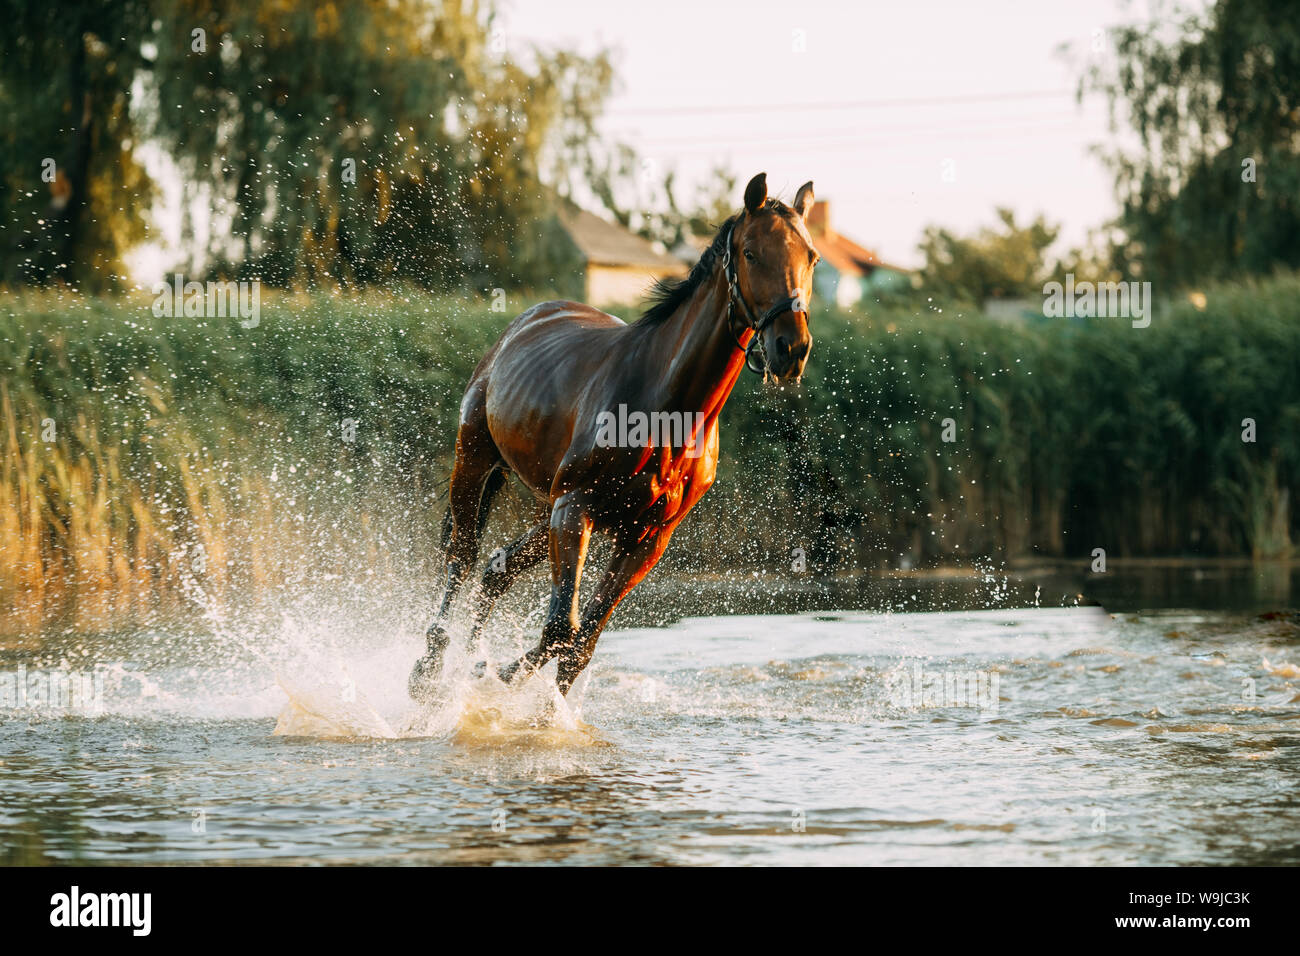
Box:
xmin=409 ymin=172 xmax=819 ymax=700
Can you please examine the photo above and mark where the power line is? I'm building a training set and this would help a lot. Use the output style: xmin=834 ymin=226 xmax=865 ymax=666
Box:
xmin=609 ymin=109 xmax=1096 ymax=148
xmin=612 ymin=121 xmax=1100 ymax=156
xmin=603 ymin=88 xmax=1077 ymax=118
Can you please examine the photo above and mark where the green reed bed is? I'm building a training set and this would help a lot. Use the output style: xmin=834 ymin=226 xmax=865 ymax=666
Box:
xmin=1 ymin=276 xmax=1297 ymax=637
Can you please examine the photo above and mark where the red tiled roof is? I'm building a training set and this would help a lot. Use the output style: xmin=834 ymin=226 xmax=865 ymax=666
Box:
xmin=815 ymin=230 xmax=909 ymax=277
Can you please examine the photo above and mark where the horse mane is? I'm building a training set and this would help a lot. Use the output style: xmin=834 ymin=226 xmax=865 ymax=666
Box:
xmin=637 ymin=199 xmax=794 ymax=327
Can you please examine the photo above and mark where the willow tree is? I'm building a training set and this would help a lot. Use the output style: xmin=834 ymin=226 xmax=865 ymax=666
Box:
xmin=145 ymin=0 xmax=614 ymax=290
xmin=0 ymin=0 xmax=614 ymax=291
xmin=1082 ymin=0 xmax=1300 ymax=290
xmin=0 ymin=0 xmax=155 ymax=290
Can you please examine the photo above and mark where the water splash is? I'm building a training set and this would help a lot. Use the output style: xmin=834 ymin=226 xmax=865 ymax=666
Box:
xmin=273 ymin=643 xmax=606 ymax=746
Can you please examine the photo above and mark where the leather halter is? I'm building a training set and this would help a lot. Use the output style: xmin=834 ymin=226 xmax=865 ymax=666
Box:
xmin=720 ymin=216 xmax=805 ymax=377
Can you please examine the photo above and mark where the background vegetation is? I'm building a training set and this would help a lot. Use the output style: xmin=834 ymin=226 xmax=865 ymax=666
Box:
xmin=1078 ymin=0 xmax=1300 ymax=292
xmin=0 ymin=0 xmax=626 ymax=291
xmin=3 ymin=273 xmax=1296 ymax=637
xmin=3 ymin=0 xmax=1300 ymax=638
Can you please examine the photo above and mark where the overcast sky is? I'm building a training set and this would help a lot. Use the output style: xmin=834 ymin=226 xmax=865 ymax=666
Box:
xmin=506 ymin=0 xmax=1184 ymax=267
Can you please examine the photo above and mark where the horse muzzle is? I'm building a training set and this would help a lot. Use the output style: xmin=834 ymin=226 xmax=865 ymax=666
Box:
xmin=760 ymin=310 xmax=811 ymax=382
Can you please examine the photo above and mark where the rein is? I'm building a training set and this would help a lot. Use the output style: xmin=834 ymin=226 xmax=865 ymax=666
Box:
xmin=720 ymin=216 xmax=805 ymax=378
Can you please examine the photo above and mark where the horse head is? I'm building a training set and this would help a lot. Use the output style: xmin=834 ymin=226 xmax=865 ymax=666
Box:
xmin=726 ymin=172 xmax=819 ymax=382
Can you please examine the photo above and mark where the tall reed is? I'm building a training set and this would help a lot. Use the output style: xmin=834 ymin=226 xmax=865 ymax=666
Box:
xmin=1 ymin=276 xmax=1296 ymax=640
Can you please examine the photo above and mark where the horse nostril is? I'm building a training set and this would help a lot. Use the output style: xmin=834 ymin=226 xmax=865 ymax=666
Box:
xmin=776 ymin=336 xmax=791 ymax=356
xmin=791 ymin=341 xmax=809 ymax=361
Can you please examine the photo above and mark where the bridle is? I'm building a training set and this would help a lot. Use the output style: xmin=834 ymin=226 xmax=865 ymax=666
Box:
xmin=720 ymin=215 xmax=806 ymax=378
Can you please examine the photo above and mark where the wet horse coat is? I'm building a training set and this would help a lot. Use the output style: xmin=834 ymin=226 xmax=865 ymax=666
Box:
xmin=410 ymin=173 xmax=819 ymax=698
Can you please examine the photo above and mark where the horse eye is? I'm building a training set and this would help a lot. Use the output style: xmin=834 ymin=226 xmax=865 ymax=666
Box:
xmin=743 ymin=250 xmax=756 ymax=263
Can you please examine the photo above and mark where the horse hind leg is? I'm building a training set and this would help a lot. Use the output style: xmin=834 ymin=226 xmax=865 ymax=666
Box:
xmin=468 ymin=517 xmax=549 ymax=644
xmin=434 ymin=464 xmax=502 ymax=572
xmin=408 ymin=413 xmax=504 ymax=699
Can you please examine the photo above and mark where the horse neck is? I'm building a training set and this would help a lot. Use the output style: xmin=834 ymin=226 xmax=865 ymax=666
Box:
xmin=642 ymin=270 xmax=753 ymax=419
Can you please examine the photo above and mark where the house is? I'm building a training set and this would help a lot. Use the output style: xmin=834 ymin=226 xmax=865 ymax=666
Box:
xmin=556 ymin=204 xmax=687 ymax=307
xmin=806 ymin=200 xmax=913 ymax=307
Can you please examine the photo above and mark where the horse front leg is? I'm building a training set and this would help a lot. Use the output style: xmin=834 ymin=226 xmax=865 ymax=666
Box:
xmin=497 ymin=493 xmax=592 ymax=685
xmin=555 ymin=528 xmax=674 ymax=695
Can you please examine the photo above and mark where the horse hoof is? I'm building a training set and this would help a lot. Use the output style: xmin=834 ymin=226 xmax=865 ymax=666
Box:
xmin=425 ymin=624 xmax=451 ymax=654
xmin=407 ymin=653 xmax=442 ymax=702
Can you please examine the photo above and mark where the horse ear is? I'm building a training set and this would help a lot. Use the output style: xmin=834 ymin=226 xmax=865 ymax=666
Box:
xmin=743 ymin=172 xmax=767 ymax=214
xmin=793 ymin=181 xmax=815 ymax=219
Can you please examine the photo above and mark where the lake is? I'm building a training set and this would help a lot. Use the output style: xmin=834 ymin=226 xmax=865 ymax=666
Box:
xmin=2 ymin=562 xmax=1297 ymax=865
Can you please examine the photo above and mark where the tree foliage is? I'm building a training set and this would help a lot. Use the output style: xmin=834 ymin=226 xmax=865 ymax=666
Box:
xmin=0 ymin=0 xmax=155 ymax=290
xmin=917 ymin=208 xmax=1060 ymax=304
xmin=1082 ymin=0 xmax=1300 ymax=289
xmin=0 ymin=0 xmax=617 ymax=290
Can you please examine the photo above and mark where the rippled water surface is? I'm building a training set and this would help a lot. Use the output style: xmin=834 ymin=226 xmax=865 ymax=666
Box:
xmin=3 ymin=589 xmax=1298 ymax=865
